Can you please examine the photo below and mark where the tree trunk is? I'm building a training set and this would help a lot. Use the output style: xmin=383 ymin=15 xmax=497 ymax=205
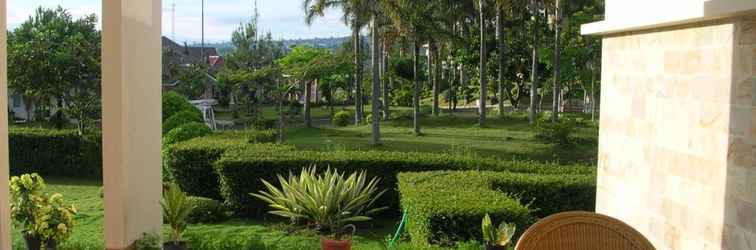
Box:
xmin=430 ymin=42 xmax=440 ymax=117
xmin=529 ymin=14 xmax=540 ymax=125
xmin=277 ymin=82 xmax=284 ymax=143
xmin=479 ymin=0 xmax=487 ymax=127
xmin=383 ymin=43 xmax=391 ymax=120
xmin=551 ymin=0 xmax=562 ymax=123
xmin=413 ymin=40 xmax=422 ymax=135
xmin=496 ymin=10 xmax=506 ymax=117
xmin=449 ymin=59 xmax=455 ymax=114
xmin=591 ymin=59 xmax=597 ymax=121
xmin=304 ymin=80 xmax=312 ymax=128
xmin=353 ymin=24 xmax=364 ymax=125
xmin=371 ymin=19 xmax=382 ymax=145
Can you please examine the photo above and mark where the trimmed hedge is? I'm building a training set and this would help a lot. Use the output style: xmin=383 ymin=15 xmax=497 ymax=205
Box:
xmin=9 ymin=128 xmax=101 ymax=178
xmin=162 ymin=91 xmax=195 ymax=121
xmin=163 ymin=110 xmax=203 ymax=134
xmin=398 ymin=171 xmax=596 ymax=248
xmin=213 ymin=146 xmax=594 ymax=216
xmin=164 ymin=132 xmax=291 ymax=199
xmin=163 ymin=122 xmax=212 ymax=145
xmin=186 ymin=196 xmax=230 ymax=224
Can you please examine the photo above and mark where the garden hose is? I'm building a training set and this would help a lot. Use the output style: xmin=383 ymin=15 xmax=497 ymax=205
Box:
xmin=388 ymin=209 xmax=409 ymax=249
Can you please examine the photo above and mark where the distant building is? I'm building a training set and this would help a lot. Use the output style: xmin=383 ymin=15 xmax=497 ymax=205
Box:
xmin=162 ymin=36 xmax=224 ymax=99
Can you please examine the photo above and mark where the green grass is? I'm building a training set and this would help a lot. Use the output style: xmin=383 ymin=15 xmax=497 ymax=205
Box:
xmin=283 ymin=110 xmax=598 ymax=165
xmin=11 ymin=178 xmax=477 ymax=250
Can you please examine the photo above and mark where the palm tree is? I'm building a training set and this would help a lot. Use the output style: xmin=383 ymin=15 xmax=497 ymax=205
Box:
xmin=494 ymin=0 xmax=526 ymax=116
xmin=527 ymin=0 xmax=544 ymax=124
xmin=304 ymin=0 xmax=370 ymax=125
xmin=550 ymin=0 xmax=562 ymax=123
xmin=477 ymin=0 xmax=488 ymax=127
xmin=370 ymin=9 xmax=382 ymax=145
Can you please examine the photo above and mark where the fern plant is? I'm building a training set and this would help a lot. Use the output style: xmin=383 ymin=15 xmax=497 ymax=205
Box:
xmin=252 ymin=167 xmax=387 ymax=240
xmin=161 ymin=183 xmax=194 ymax=245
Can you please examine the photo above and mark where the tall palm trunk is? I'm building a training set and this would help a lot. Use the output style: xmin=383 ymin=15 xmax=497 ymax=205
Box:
xmin=449 ymin=59 xmax=455 ymax=114
xmin=371 ymin=19 xmax=382 ymax=145
xmin=479 ymin=0 xmax=488 ymax=127
xmin=383 ymin=42 xmax=391 ymax=120
xmin=304 ymin=80 xmax=312 ymax=128
xmin=430 ymin=42 xmax=440 ymax=117
xmin=353 ymin=24 xmax=364 ymax=125
xmin=551 ymin=0 xmax=561 ymax=123
xmin=529 ymin=14 xmax=540 ymax=124
xmin=496 ymin=10 xmax=505 ymax=117
xmin=413 ymin=40 xmax=421 ymax=135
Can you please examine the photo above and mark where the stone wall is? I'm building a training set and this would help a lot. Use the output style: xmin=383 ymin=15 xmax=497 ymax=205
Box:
xmin=597 ymin=16 xmax=756 ymax=250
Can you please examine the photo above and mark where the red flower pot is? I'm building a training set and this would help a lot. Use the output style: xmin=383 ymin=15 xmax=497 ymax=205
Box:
xmin=320 ymin=237 xmax=352 ymax=250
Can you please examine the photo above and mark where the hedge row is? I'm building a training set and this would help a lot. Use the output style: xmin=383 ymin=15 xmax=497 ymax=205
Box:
xmin=9 ymin=128 xmax=101 ymax=178
xmin=213 ymin=146 xmax=595 ymax=216
xmin=397 ymin=171 xmax=596 ymax=248
xmin=163 ymin=131 xmax=286 ymax=199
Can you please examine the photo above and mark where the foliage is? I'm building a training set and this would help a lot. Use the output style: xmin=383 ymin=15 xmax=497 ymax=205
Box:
xmin=8 ymin=7 xmax=100 ymax=122
xmin=252 ymin=167 xmax=387 ymax=240
xmin=481 ymin=214 xmax=516 ymax=247
xmin=164 ymin=135 xmax=295 ymax=199
xmin=9 ymin=128 xmax=102 ymax=178
xmin=333 ymin=110 xmax=353 ymax=127
xmin=10 ymin=174 xmax=77 ymax=244
xmin=163 ymin=122 xmax=212 ymax=145
xmin=535 ymin=119 xmax=577 ymax=146
xmin=162 ymin=91 xmax=196 ymax=122
xmin=62 ymin=92 xmax=101 ymax=135
xmin=134 ymin=233 xmax=161 ymax=250
xmin=253 ymin=118 xmax=277 ymax=130
xmin=175 ymin=63 xmax=210 ymax=100
xmin=163 ymin=110 xmax=204 ymax=134
xmin=213 ymin=144 xmax=593 ymax=216
xmin=186 ymin=196 xmax=230 ymax=224
xmin=161 ymin=183 xmax=195 ymax=244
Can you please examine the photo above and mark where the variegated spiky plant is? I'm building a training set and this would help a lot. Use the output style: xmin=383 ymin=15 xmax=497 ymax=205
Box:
xmin=252 ymin=166 xmax=387 ymax=240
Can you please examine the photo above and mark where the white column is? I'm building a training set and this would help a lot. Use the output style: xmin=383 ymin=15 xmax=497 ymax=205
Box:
xmin=102 ymin=1 xmax=162 ymax=249
xmin=0 ymin=0 xmax=10 ymax=249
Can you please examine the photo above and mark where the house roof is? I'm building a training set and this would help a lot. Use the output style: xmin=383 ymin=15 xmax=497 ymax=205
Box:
xmin=162 ymin=36 xmax=224 ymax=86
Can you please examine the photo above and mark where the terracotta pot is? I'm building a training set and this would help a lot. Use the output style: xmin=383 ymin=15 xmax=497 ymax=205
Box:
xmin=23 ymin=234 xmax=56 ymax=250
xmin=163 ymin=241 xmax=187 ymax=250
xmin=320 ymin=237 xmax=352 ymax=250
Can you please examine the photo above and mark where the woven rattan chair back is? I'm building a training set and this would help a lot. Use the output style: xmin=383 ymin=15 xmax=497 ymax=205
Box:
xmin=515 ymin=211 xmax=655 ymax=250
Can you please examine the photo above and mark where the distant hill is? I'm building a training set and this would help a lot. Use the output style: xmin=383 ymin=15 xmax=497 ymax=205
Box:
xmin=194 ymin=36 xmax=351 ymax=55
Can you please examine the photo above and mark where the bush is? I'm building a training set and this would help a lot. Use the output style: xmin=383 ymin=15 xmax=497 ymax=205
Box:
xmin=332 ymin=110 xmax=353 ymax=127
xmin=163 ymin=91 xmax=195 ymax=121
xmin=163 ymin=123 xmax=212 ymax=145
xmin=163 ymin=110 xmax=204 ymax=134
xmin=213 ymin=146 xmax=594 ymax=216
xmin=398 ymin=171 xmax=596 ymax=248
xmin=164 ymin=135 xmax=294 ymax=199
xmin=9 ymin=128 xmax=101 ymax=178
xmin=535 ymin=119 xmax=577 ymax=146
xmin=253 ymin=118 xmax=277 ymax=130
xmin=186 ymin=196 xmax=230 ymax=224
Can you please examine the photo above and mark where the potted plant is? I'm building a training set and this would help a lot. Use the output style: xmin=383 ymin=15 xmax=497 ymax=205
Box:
xmin=252 ymin=167 xmax=387 ymax=250
xmin=161 ymin=183 xmax=194 ymax=250
xmin=481 ymin=214 xmax=516 ymax=250
xmin=10 ymin=174 xmax=77 ymax=250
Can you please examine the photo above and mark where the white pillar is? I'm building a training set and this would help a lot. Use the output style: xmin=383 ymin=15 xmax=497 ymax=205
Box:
xmin=0 ymin=0 xmax=10 ymax=249
xmin=102 ymin=1 xmax=162 ymax=249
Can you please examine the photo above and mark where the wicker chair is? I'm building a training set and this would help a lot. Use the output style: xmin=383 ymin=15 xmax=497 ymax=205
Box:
xmin=515 ymin=211 xmax=655 ymax=250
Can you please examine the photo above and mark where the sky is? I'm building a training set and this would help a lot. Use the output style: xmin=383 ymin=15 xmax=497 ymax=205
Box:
xmin=8 ymin=0 xmax=352 ymax=43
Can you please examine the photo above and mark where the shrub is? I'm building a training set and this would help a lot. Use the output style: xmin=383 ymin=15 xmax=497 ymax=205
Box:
xmin=162 ymin=183 xmax=193 ymax=246
xmin=164 ymin=135 xmax=294 ymax=199
xmin=535 ymin=119 xmax=577 ymax=146
xmin=163 ymin=91 xmax=195 ymax=121
xmin=163 ymin=110 xmax=204 ymax=134
xmin=214 ymin=146 xmax=594 ymax=216
xmin=9 ymin=128 xmax=101 ymax=178
xmin=288 ymin=102 xmax=302 ymax=116
xmin=332 ymin=110 xmax=353 ymax=127
xmin=163 ymin=122 xmax=212 ymax=145
xmin=397 ymin=171 xmax=531 ymax=248
xmin=398 ymin=171 xmax=596 ymax=248
xmin=253 ymin=118 xmax=277 ymax=130
xmin=186 ymin=196 xmax=230 ymax=224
